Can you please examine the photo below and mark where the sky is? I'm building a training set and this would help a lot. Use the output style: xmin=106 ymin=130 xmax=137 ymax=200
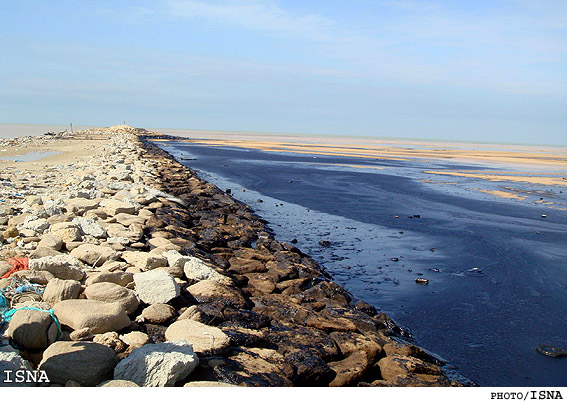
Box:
xmin=1 ymin=0 xmax=566 ymax=144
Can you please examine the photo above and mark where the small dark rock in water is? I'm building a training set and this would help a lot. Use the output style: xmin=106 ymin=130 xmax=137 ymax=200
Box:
xmin=415 ymin=278 xmax=429 ymax=284
xmin=430 ymin=248 xmax=436 ymax=252
xmin=536 ymin=344 xmax=567 ymax=358
xmin=319 ymin=240 xmax=331 ymax=247
xmin=257 ymin=199 xmax=263 ymax=203
xmin=290 ymin=238 xmax=298 ymax=244
xmin=413 ymin=215 xmax=421 ymax=218
xmin=225 ymin=188 xmax=231 ymax=194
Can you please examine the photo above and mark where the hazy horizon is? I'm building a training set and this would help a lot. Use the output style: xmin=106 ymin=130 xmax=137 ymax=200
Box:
xmin=2 ymin=122 xmax=567 ymax=149
xmin=1 ymin=1 xmax=566 ymax=145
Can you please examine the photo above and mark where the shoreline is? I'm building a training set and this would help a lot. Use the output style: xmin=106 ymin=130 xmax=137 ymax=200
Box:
xmin=0 ymin=125 xmax=470 ymax=387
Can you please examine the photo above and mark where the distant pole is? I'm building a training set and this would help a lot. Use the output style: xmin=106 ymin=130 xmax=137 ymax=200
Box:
xmin=123 ymin=120 xmax=126 ymax=125
xmin=70 ymin=123 xmax=73 ymax=133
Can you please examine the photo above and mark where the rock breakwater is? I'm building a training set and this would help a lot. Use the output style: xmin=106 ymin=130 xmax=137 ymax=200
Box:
xmin=0 ymin=125 xmax=466 ymax=387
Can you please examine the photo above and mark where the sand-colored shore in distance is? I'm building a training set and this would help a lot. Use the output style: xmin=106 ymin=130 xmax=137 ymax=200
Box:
xmin=424 ymin=171 xmax=567 ymax=187
xmin=156 ymin=129 xmax=567 ymax=168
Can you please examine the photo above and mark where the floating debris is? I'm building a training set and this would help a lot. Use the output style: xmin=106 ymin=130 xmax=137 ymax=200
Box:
xmin=536 ymin=344 xmax=567 ymax=358
xmin=415 ymin=278 xmax=429 ymax=285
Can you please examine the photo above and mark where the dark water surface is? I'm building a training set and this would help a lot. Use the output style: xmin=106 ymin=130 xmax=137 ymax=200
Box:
xmin=159 ymin=141 xmax=567 ymax=387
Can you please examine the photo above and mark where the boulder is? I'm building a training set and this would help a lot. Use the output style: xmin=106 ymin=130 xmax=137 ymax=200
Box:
xmin=7 ymin=309 xmax=58 ymax=351
xmin=183 ymin=257 xmax=234 ymax=285
xmin=187 ymin=280 xmax=250 ymax=309
xmin=113 ymin=340 xmax=199 ymax=387
xmin=71 ymin=217 xmax=107 ymax=238
xmin=49 ymin=222 xmax=82 ymax=243
xmin=162 ymin=250 xmax=191 ymax=269
xmin=84 ymin=282 xmax=139 ymax=314
xmin=122 ymin=251 xmax=168 ymax=271
xmin=21 ymin=217 xmax=49 ymax=233
xmin=42 ymin=278 xmax=81 ymax=306
xmin=119 ymin=331 xmax=149 ymax=349
xmin=100 ymin=199 xmax=138 ymax=216
xmin=98 ymin=380 xmax=140 ymax=387
xmin=13 ymin=270 xmax=54 ymax=285
xmin=377 ymin=354 xmax=449 ymax=386
xmin=53 ymin=299 xmax=131 ymax=334
xmin=65 ymin=198 xmax=100 ymax=215
xmin=165 ymin=319 xmax=231 ymax=356
xmin=141 ymin=304 xmax=176 ymax=324
xmin=213 ymin=347 xmax=294 ymax=386
xmin=148 ymin=237 xmax=181 ymax=251
xmin=28 ymin=255 xmax=85 ymax=281
xmin=85 ymin=271 xmax=133 ymax=287
xmin=92 ymin=332 xmax=128 ymax=354
xmin=228 ymin=257 xmax=266 ymax=274
xmin=133 ymin=271 xmax=179 ymax=304
xmin=328 ymin=350 xmax=374 ymax=386
xmin=70 ymin=244 xmax=118 ymax=267
xmin=38 ymin=233 xmax=63 ymax=251
xmin=114 ymin=213 xmax=146 ymax=226
xmin=39 ymin=341 xmax=119 ymax=386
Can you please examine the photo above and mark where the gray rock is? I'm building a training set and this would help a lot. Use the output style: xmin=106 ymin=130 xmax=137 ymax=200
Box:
xmin=21 ymin=217 xmax=49 ymax=233
xmin=39 ymin=341 xmax=119 ymax=386
xmin=0 ymin=350 xmax=36 ymax=387
xmin=84 ymin=282 xmax=139 ymax=314
xmin=184 ymin=257 xmax=233 ymax=285
xmin=71 ymin=217 xmax=107 ymax=238
xmin=113 ymin=340 xmax=199 ymax=387
xmin=53 ymin=299 xmax=131 ymax=334
xmin=162 ymin=250 xmax=191 ymax=269
xmin=28 ymin=255 xmax=85 ymax=281
xmin=165 ymin=319 xmax=230 ymax=356
xmin=42 ymin=278 xmax=81 ymax=306
xmin=133 ymin=270 xmax=180 ymax=304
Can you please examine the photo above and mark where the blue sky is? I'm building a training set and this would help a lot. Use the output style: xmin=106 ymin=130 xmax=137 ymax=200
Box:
xmin=1 ymin=1 xmax=566 ymax=144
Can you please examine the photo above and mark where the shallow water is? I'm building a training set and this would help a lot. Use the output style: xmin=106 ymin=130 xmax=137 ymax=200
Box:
xmin=159 ymin=140 xmax=567 ymax=387
xmin=0 ymin=151 xmax=60 ymax=162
